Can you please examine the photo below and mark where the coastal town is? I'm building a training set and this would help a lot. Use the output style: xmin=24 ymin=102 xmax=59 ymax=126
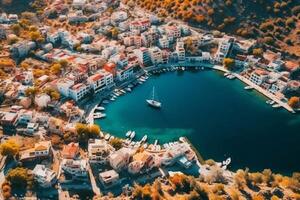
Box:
xmin=0 ymin=0 xmax=300 ymax=199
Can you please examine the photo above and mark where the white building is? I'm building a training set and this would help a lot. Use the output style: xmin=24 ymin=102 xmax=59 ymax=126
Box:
xmin=32 ymin=165 xmax=57 ymax=188
xmin=99 ymin=170 xmax=120 ymax=189
xmin=20 ymin=141 xmax=52 ymax=162
xmin=61 ymin=159 xmax=88 ymax=178
xmin=134 ymin=47 xmax=152 ymax=66
xmin=165 ymin=25 xmax=181 ymax=39
xmin=130 ymin=19 xmax=151 ymax=32
xmin=109 ymin=147 xmax=133 ymax=171
xmin=176 ymin=39 xmax=185 ymax=61
xmin=69 ymin=83 xmax=90 ymax=102
xmin=34 ymin=94 xmax=51 ymax=109
xmin=88 ymin=139 xmax=115 ymax=164
xmin=56 ymin=78 xmax=75 ymax=97
xmin=249 ymin=69 xmax=269 ymax=86
xmin=149 ymin=47 xmax=163 ymax=65
xmin=72 ymin=0 xmax=87 ymax=9
xmin=111 ymin=11 xmax=128 ymax=22
xmin=215 ymin=37 xmax=234 ymax=63
xmin=116 ymin=66 xmax=134 ymax=82
xmin=87 ymin=70 xmax=114 ymax=94
xmin=128 ymin=152 xmax=155 ymax=174
xmin=158 ymin=36 xmax=169 ymax=49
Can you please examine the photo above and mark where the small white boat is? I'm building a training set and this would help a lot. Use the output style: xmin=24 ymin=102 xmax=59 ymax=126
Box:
xmin=270 ymin=100 xmax=275 ymax=105
xmin=109 ymin=136 xmax=115 ymax=141
xmin=141 ymin=135 xmax=147 ymax=142
xmin=154 ymin=139 xmax=158 ymax=146
xmin=131 ymin=141 xmax=136 ymax=146
xmin=93 ymin=113 xmax=106 ymax=119
xmin=143 ymin=143 xmax=148 ymax=149
xmin=126 ymin=87 xmax=132 ymax=92
xmin=110 ymin=97 xmax=115 ymax=101
xmin=146 ymin=87 xmax=162 ymax=108
xmin=120 ymin=89 xmax=126 ymax=94
xmin=104 ymin=134 xmax=110 ymax=140
xmin=126 ymin=131 xmax=132 ymax=137
xmin=102 ymin=100 xmax=110 ymax=104
xmin=266 ymin=100 xmax=272 ymax=104
xmin=227 ymin=74 xmax=236 ymax=80
xmin=130 ymin=131 xmax=136 ymax=139
xmin=95 ymin=106 xmax=105 ymax=111
xmin=272 ymin=104 xmax=281 ymax=108
xmin=244 ymin=86 xmax=253 ymax=90
xmin=224 ymin=72 xmax=229 ymax=77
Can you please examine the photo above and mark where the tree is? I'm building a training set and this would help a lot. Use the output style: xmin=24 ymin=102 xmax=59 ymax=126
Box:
xmin=43 ymin=87 xmax=60 ymax=100
xmin=11 ymin=24 xmax=21 ymax=36
xmin=109 ymin=138 xmax=123 ymax=150
xmin=29 ymin=31 xmax=43 ymax=42
xmin=50 ymin=63 xmax=62 ymax=75
xmin=110 ymin=27 xmax=119 ymax=39
xmin=223 ymin=58 xmax=235 ymax=70
xmin=25 ymin=87 xmax=39 ymax=98
xmin=253 ymin=48 xmax=263 ymax=57
xmin=75 ymin=123 xmax=101 ymax=144
xmin=6 ymin=167 xmax=31 ymax=187
xmin=288 ymin=97 xmax=300 ymax=108
xmin=59 ymin=60 xmax=69 ymax=68
xmin=0 ymin=140 xmax=19 ymax=158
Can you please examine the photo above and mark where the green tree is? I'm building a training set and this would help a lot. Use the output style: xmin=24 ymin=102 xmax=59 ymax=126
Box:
xmin=0 ymin=140 xmax=19 ymax=158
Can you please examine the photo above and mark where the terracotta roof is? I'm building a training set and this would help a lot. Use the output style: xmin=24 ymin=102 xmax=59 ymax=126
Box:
xmin=62 ymin=143 xmax=79 ymax=159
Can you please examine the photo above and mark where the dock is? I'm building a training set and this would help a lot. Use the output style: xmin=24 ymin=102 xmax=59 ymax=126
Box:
xmin=183 ymin=137 xmax=205 ymax=165
xmin=234 ymin=73 xmax=295 ymax=113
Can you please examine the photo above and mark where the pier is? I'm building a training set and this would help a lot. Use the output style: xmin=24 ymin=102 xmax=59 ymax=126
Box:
xmin=183 ymin=137 xmax=205 ymax=165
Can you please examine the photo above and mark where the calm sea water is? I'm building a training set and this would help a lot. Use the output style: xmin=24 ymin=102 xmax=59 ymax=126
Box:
xmin=96 ymin=70 xmax=300 ymax=174
xmin=0 ymin=0 xmax=33 ymax=14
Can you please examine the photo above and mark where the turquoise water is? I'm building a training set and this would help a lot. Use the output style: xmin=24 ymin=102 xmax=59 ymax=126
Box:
xmin=96 ymin=70 xmax=300 ymax=174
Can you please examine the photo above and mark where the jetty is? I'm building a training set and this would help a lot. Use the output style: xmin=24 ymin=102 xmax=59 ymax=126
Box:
xmin=234 ymin=73 xmax=295 ymax=113
xmin=182 ymin=137 xmax=205 ymax=165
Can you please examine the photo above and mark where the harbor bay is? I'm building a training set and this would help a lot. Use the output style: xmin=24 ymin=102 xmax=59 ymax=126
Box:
xmin=97 ymin=70 xmax=300 ymax=174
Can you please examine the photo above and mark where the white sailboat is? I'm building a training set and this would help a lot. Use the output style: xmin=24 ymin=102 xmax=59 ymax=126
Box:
xmin=146 ymin=87 xmax=162 ymax=108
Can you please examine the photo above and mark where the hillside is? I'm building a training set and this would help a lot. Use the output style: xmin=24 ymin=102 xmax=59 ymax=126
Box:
xmin=97 ymin=162 xmax=300 ymax=200
xmin=123 ymin=0 xmax=300 ymax=59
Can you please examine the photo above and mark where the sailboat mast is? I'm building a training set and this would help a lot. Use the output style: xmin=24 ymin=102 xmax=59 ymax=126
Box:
xmin=152 ymin=87 xmax=155 ymax=100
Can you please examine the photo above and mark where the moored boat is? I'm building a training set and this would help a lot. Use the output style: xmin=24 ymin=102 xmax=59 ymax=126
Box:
xmin=146 ymin=87 xmax=162 ymax=108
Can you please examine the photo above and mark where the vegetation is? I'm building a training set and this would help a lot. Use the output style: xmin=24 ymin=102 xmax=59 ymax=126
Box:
xmin=0 ymin=139 xmax=20 ymax=158
xmin=43 ymin=87 xmax=60 ymax=101
xmin=109 ymin=138 xmax=123 ymax=150
xmin=123 ymin=0 xmax=300 ymax=57
xmin=75 ymin=123 xmax=101 ymax=144
xmin=6 ymin=167 xmax=33 ymax=188
xmin=223 ymin=58 xmax=235 ymax=70
xmin=1 ymin=182 xmax=12 ymax=200
xmin=288 ymin=96 xmax=300 ymax=108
